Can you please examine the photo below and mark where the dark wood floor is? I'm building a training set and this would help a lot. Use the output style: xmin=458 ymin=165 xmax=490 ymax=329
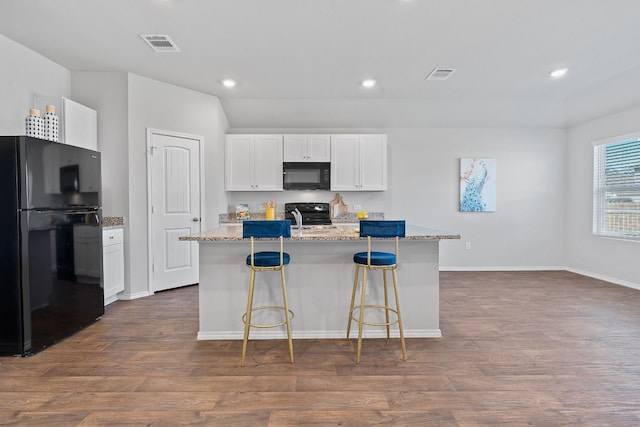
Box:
xmin=2 ymin=271 xmax=640 ymax=426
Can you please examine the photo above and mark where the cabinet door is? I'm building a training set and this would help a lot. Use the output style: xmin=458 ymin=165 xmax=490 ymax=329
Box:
xmin=225 ymin=135 xmax=255 ymax=191
xmin=253 ymin=135 xmax=283 ymax=191
xmin=331 ymin=135 xmax=359 ymax=191
xmin=284 ymin=135 xmax=330 ymax=162
xmin=359 ymin=134 xmax=387 ymax=191
xmin=63 ymin=97 xmax=98 ymax=150
xmin=283 ymin=135 xmax=307 ymax=162
xmin=103 ymin=229 xmax=124 ymax=304
xmin=307 ymin=134 xmax=331 ymax=162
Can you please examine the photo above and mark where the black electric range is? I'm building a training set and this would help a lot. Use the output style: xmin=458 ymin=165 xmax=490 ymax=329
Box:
xmin=284 ymin=202 xmax=332 ymax=226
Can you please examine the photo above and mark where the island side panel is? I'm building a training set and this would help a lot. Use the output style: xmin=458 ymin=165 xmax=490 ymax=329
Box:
xmin=197 ymin=239 xmax=441 ymax=339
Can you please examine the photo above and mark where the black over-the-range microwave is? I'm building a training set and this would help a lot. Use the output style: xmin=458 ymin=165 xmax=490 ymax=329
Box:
xmin=282 ymin=162 xmax=330 ymax=190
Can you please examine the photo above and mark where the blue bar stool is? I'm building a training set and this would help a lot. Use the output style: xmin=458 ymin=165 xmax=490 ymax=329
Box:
xmin=241 ymin=220 xmax=294 ymax=366
xmin=346 ymin=220 xmax=407 ymax=363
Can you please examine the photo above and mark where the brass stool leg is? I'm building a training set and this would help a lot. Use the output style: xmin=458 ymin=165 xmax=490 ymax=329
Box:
xmin=383 ymin=269 xmax=390 ymax=339
xmin=392 ymin=269 xmax=406 ymax=361
xmin=346 ymin=265 xmax=360 ymax=339
xmin=356 ymin=267 xmax=368 ymax=364
xmin=280 ymin=267 xmax=294 ymax=364
xmin=241 ymin=269 xmax=256 ymax=367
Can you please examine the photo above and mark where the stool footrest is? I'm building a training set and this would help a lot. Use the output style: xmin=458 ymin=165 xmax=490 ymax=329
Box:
xmin=349 ymin=304 xmax=400 ymax=327
xmin=242 ymin=305 xmax=295 ymax=329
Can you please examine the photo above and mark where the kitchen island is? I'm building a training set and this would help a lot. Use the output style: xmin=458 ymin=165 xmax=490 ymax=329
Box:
xmin=182 ymin=224 xmax=459 ymax=340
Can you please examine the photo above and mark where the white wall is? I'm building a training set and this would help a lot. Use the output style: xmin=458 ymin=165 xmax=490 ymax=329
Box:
xmin=566 ymin=106 xmax=640 ymax=288
xmin=71 ymin=72 xmax=129 ymax=218
xmin=229 ymin=127 xmax=567 ymax=269
xmin=389 ymin=128 xmax=567 ymax=269
xmin=127 ymin=74 xmax=228 ymax=298
xmin=0 ymin=34 xmax=70 ymax=134
xmin=65 ymin=71 xmax=229 ymax=300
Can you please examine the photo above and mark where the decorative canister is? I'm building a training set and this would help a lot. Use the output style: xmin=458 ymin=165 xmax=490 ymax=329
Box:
xmin=265 ymin=201 xmax=276 ymax=220
xmin=25 ymin=109 xmax=43 ymax=138
xmin=42 ymin=105 xmax=59 ymax=142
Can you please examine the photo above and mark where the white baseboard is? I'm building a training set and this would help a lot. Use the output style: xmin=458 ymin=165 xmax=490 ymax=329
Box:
xmin=117 ymin=290 xmax=152 ymax=301
xmin=104 ymin=294 xmax=119 ymax=306
xmin=197 ymin=329 xmax=442 ymax=340
xmin=440 ymin=265 xmax=639 ymax=290
xmin=440 ymin=265 xmax=565 ymax=271
xmin=565 ymin=267 xmax=640 ymax=291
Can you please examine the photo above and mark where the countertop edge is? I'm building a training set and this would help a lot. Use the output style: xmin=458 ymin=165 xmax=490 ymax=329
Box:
xmin=181 ymin=225 xmax=460 ymax=242
xmin=182 ymin=235 xmax=461 ymax=242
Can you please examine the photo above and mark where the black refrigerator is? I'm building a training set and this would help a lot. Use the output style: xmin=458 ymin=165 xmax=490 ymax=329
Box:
xmin=0 ymin=136 xmax=104 ymax=356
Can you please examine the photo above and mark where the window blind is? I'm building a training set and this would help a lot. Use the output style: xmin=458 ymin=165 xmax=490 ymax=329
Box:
xmin=593 ymin=137 xmax=640 ymax=239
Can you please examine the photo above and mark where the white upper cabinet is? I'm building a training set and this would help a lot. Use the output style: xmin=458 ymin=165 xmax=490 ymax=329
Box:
xmin=225 ymin=134 xmax=283 ymax=191
xmin=331 ymin=134 xmax=387 ymax=191
xmin=225 ymin=135 xmax=254 ymax=190
xmin=62 ymin=97 xmax=98 ymax=151
xmin=284 ymin=134 xmax=331 ymax=162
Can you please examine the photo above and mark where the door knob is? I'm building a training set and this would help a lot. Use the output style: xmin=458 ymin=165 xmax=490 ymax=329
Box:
xmin=192 ymin=217 xmax=200 ymax=222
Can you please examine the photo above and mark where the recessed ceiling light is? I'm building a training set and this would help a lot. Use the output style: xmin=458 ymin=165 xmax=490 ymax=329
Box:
xmin=222 ymin=79 xmax=237 ymax=88
xmin=549 ymin=68 xmax=568 ymax=78
xmin=362 ymin=79 xmax=376 ymax=88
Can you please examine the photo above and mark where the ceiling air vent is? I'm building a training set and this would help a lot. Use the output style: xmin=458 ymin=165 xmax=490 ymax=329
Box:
xmin=425 ymin=68 xmax=456 ymax=81
xmin=140 ymin=34 xmax=180 ymax=53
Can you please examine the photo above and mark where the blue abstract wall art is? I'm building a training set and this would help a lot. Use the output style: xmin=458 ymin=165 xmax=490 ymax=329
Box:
xmin=460 ymin=158 xmax=496 ymax=212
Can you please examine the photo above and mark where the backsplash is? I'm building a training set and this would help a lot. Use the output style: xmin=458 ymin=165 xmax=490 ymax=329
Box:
xmin=219 ymin=212 xmax=384 ymax=224
xmin=226 ymin=190 xmax=387 ymax=217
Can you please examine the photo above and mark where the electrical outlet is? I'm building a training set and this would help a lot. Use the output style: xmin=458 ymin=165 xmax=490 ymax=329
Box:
xmin=465 ymin=242 xmax=471 ymax=250
xmin=353 ymin=204 xmax=362 ymax=211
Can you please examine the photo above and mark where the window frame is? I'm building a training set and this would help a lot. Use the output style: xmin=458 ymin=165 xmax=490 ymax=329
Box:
xmin=592 ymin=131 xmax=640 ymax=241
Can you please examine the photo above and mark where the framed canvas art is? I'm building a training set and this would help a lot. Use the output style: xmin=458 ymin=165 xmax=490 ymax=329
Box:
xmin=460 ymin=158 xmax=496 ymax=212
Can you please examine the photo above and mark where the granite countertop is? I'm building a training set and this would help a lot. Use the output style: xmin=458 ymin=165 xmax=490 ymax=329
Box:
xmin=103 ymin=217 xmax=125 ymax=228
xmin=181 ymin=224 xmax=460 ymax=242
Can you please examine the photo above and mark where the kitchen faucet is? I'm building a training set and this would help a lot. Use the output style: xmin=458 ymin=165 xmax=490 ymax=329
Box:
xmin=292 ymin=208 xmax=303 ymax=229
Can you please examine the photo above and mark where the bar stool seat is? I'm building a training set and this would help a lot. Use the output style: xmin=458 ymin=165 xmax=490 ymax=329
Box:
xmin=353 ymin=251 xmax=396 ymax=266
xmin=346 ymin=220 xmax=407 ymax=363
xmin=246 ymin=251 xmax=291 ymax=267
xmin=241 ymin=220 xmax=294 ymax=367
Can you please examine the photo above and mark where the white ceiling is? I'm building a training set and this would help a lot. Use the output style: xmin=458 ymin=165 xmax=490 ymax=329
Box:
xmin=3 ymin=0 xmax=640 ymax=128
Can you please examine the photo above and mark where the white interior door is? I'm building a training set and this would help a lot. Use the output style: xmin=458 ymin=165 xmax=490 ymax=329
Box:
xmin=148 ymin=130 xmax=202 ymax=292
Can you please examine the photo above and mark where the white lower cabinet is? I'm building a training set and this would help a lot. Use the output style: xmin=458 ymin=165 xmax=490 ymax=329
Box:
xmin=103 ymin=228 xmax=124 ymax=305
